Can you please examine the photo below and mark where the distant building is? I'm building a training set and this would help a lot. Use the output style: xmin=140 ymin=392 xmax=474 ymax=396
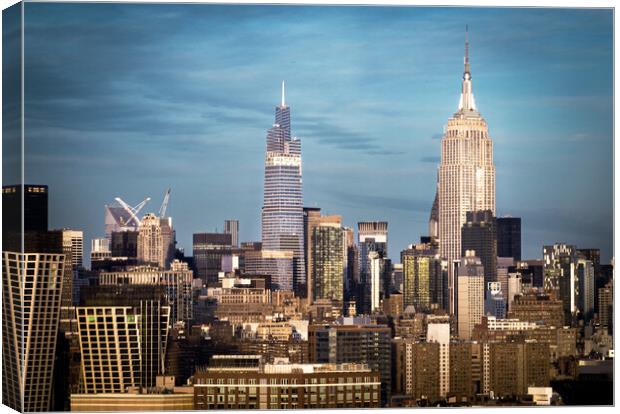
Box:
xmin=456 ymin=251 xmax=485 ymax=340
xmin=497 ymin=216 xmax=521 ymax=261
xmin=488 ymin=340 xmax=550 ymax=397
xmin=485 ymin=281 xmax=506 ymax=319
xmin=401 ymin=243 xmax=448 ymax=312
xmin=508 ymin=292 xmax=565 ymax=328
xmin=224 ymin=219 xmax=239 ymax=248
xmin=393 ymin=339 xmax=440 ymax=402
xmin=61 ymin=229 xmax=84 ymax=269
xmin=577 ymin=258 xmax=595 ymax=322
xmin=137 ymin=214 xmax=175 ymax=269
xmin=543 ymin=244 xmax=578 ymax=324
xmin=358 ymin=221 xmax=388 ymax=314
xmin=193 ymin=355 xmax=380 ymax=409
xmin=261 ymin=82 xmax=305 ymax=297
xmin=244 ymin=249 xmax=294 ymax=292
xmin=438 ymin=33 xmax=496 ymax=277
xmin=598 ymin=280 xmax=613 ymax=328
xmin=111 ymin=230 xmax=138 ymax=258
xmin=309 ymin=322 xmax=391 ymax=406
xmin=193 ymin=232 xmax=232 ymax=285
xmin=461 ymin=210 xmax=497 ymax=288
xmin=2 ymin=184 xmax=48 ymax=235
xmin=312 ymin=222 xmax=344 ymax=302
xmin=99 ymin=261 xmax=193 ymax=323
xmin=303 ymin=208 xmax=342 ymax=302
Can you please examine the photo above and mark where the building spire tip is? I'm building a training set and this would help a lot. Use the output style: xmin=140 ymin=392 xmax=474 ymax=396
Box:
xmin=281 ymin=80 xmax=286 ymax=106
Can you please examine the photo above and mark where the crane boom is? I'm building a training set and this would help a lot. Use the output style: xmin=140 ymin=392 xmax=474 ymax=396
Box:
xmin=115 ymin=196 xmax=150 ymax=227
xmin=159 ymin=188 xmax=171 ymax=218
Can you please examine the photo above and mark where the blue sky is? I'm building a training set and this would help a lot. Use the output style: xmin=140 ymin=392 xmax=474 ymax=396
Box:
xmin=14 ymin=3 xmax=613 ymax=264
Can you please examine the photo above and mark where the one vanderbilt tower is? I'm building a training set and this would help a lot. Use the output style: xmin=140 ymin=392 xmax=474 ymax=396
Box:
xmin=439 ymin=27 xmax=496 ymax=271
xmin=261 ymin=82 xmax=305 ymax=295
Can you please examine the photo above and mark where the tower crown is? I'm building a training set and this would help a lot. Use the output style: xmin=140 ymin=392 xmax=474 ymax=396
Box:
xmin=457 ymin=25 xmax=478 ymax=115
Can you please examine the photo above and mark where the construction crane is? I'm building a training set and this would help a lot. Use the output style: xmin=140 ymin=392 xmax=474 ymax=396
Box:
xmin=115 ymin=196 xmax=151 ymax=227
xmin=159 ymin=187 xmax=171 ymax=218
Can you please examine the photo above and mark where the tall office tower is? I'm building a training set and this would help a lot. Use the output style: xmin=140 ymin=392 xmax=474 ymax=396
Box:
xmin=461 ymin=210 xmax=497 ymax=289
xmin=543 ymin=244 xmax=578 ymax=325
xmin=111 ymin=230 xmax=138 ymax=258
xmin=261 ymin=82 xmax=305 ymax=297
xmin=303 ymin=207 xmax=342 ymax=301
xmin=456 ymin=251 xmax=485 ymax=340
xmin=506 ymin=272 xmax=522 ymax=311
xmin=401 ymin=244 xmax=448 ymax=312
xmin=192 ymin=232 xmax=232 ymax=285
xmin=577 ymin=248 xmax=600 ymax=276
xmin=223 ymin=219 xmax=239 ymax=247
xmin=78 ymin=285 xmax=170 ymax=391
xmin=343 ymin=226 xmax=355 ymax=297
xmin=368 ymin=251 xmax=383 ymax=313
xmin=358 ymin=221 xmax=388 ymax=313
xmin=427 ymin=322 xmax=451 ymax=398
xmin=496 ymin=216 xmax=521 ymax=261
xmin=137 ymin=213 xmax=175 ymax=269
xmin=2 ymin=184 xmax=48 ymax=235
xmin=312 ymin=223 xmax=344 ymax=302
xmin=99 ymin=261 xmax=194 ymax=323
xmin=598 ymin=280 xmax=613 ymax=328
xmin=438 ymin=29 xmax=496 ymax=276
xmin=61 ymin=229 xmax=84 ymax=269
xmin=2 ymin=246 xmax=66 ymax=411
xmin=245 ymin=249 xmax=294 ymax=291
xmin=308 ymin=322 xmax=392 ymax=406
xmin=577 ymin=259 xmax=595 ymax=323
xmin=90 ymin=237 xmax=110 ymax=263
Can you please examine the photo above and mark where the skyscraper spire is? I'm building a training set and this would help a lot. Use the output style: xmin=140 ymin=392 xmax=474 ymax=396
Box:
xmin=464 ymin=24 xmax=470 ymax=75
xmin=457 ymin=24 xmax=477 ymax=113
xmin=281 ymin=80 xmax=286 ymax=107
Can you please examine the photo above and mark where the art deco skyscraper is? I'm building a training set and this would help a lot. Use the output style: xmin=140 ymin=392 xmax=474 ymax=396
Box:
xmin=439 ymin=28 xmax=496 ymax=270
xmin=261 ymin=81 xmax=304 ymax=295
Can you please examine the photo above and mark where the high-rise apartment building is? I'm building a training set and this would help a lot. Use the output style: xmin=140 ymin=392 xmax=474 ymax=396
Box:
xmin=2 ymin=247 xmax=66 ymax=411
xmin=193 ymin=232 xmax=232 ymax=285
xmin=111 ymin=230 xmax=138 ymax=258
xmin=456 ymin=251 xmax=485 ymax=340
xmin=438 ymin=29 xmax=496 ymax=275
xmin=312 ymin=222 xmax=344 ymax=302
xmin=461 ymin=210 xmax=497 ymax=288
xmin=393 ymin=339 xmax=440 ymax=402
xmin=308 ymin=322 xmax=392 ymax=406
xmin=401 ymin=243 xmax=449 ymax=312
xmin=193 ymin=355 xmax=381 ymax=409
xmin=303 ymin=208 xmax=342 ymax=301
xmin=261 ymin=82 xmax=305 ymax=297
xmin=497 ymin=216 xmax=521 ymax=261
xmin=137 ymin=213 xmax=175 ymax=269
xmin=224 ymin=219 xmax=239 ymax=247
xmin=507 ymin=292 xmax=564 ymax=328
xmin=78 ymin=285 xmax=171 ymax=392
xmin=577 ymin=258 xmax=595 ymax=322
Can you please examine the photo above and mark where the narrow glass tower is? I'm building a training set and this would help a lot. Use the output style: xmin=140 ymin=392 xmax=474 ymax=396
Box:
xmin=261 ymin=82 xmax=305 ymax=294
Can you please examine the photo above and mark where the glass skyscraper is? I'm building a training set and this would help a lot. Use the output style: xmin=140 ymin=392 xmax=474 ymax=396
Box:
xmin=261 ymin=82 xmax=305 ymax=295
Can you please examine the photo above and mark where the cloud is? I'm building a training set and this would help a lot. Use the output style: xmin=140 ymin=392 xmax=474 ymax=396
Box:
xmin=420 ymin=155 xmax=440 ymax=163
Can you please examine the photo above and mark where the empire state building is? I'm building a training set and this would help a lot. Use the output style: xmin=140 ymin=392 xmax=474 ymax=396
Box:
xmin=438 ymin=28 xmax=496 ymax=272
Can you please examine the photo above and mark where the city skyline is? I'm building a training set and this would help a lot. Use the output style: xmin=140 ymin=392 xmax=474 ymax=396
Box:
xmin=10 ymin=4 xmax=613 ymax=263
